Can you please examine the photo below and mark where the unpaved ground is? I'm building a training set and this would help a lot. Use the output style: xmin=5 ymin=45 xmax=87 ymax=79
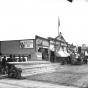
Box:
xmin=26 ymin=64 xmax=88 ymax=88
xmin=0 ymin=78 xmax=76 ymax=88
xmin=1 ymin=64 xmax=88 ymax=88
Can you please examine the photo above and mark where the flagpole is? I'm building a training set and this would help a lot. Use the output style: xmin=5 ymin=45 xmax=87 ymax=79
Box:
xmin=58 ymin=17 xmax=60 ymax=36
xmin=54 ymin=17 xmax=60 ymax=62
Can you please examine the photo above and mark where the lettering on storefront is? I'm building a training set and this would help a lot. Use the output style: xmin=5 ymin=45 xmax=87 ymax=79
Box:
xmin=42 ymin=40 xmax=49 ymax=47
xmin=36 ymin=39 xmax=43 ymax=45
xmin=50 ymin=40 xmax=60 ymax=45
xmin=56 ymin=42 xmax=60 ymax=45
xmin=50 ymin=40 xmax=54 ymax=44
xmin=61 ymin=43 xmax=67 ymax=46
xmin=36 ymin=38 xmax=49 ymax=47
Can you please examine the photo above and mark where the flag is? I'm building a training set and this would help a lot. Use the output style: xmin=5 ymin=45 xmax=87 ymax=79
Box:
xmin=58 ymin=17 xmax=60 ymax=27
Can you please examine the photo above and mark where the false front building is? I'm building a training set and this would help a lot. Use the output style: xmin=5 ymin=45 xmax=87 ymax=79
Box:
xmin=0 ymin=35 xmax=50 ymax=61
xmin=0 ymin=34 xmax=75 ymax=62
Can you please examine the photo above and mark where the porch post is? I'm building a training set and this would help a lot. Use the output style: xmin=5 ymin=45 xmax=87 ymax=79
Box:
xmin=54 ymin=39 xmax=56 ymax=62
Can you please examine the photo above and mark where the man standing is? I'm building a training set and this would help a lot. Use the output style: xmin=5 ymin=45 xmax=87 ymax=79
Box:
xmin=7 ymin=55 xmax=13 ymax=70
xmin=18 ymin=55 xmax=22 ymax=62
xmin=2 ymin=55 xmax=7 ymax=74
xmin=0 ymin=53 xmax=2 ymax=74
xmin=22 ymin=55 xmax=26 ymax=62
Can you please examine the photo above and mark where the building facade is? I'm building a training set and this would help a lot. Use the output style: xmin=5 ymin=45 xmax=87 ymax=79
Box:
xmin=0 ymin=35 xmax=76 ymax=62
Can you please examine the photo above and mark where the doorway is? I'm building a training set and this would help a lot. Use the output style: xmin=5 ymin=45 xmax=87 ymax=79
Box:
xmin=50 ymin=51 xmax=55 ymax=62
xmin=38 ymin=47 xmax=48 ymax=61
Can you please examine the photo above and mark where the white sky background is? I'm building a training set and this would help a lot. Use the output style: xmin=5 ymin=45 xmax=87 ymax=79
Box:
xmin=0 ymin=0 xmax=88 ymax=45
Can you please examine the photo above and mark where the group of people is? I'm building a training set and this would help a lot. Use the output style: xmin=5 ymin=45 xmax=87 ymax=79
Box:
xmin=11 ymin=55 xmax=26 ymax=62
xmin=0 ymin=54 xmax=26 ymax=75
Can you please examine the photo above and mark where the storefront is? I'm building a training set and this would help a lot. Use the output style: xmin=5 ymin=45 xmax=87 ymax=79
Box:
xmin=35 ymin=35 xmax=50 ymax=61
xmin=0 ymin=34 xmax=73 ymax=62
xmin=0 ymin=35 xmax=50 ymax=61
xmin=0 ymin=39 xmax=36 ymax=61
xmin=48 ymin=34 xmax=70 ymax=62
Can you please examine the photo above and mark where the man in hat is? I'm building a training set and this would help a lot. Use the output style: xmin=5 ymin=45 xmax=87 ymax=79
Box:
xmin=2 ymin=55 xmax=7 ymax=74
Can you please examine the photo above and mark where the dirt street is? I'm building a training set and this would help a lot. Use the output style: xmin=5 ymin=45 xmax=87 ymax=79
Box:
xmin=26 ymin=64 xmax=88 ymax=88
xmin=1 ymin=63 xmax=88 ymax=88
xmin=0 ymin=78 xmax=75 ymax=88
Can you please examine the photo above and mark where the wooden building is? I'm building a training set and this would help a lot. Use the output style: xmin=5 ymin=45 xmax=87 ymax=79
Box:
xmin=47 ymin=33 xmax=70 ymax=62
xmin=0 ymin=35 xmax=50 ymax=61
xmin=0 ymin=34 xmax=76 ymax=62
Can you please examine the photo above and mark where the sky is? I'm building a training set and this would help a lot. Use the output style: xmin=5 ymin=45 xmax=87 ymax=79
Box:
xmin=0 ymin=0 xmax=88 ymax=45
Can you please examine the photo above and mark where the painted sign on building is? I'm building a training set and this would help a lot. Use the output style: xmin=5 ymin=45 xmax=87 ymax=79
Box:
xmin=42 ymin=40 xmax=49 ymax=46
xmin=56 ymin=41 xmax=60 ymax=45
xmin=61 ymin=43 xmax=67 ymax=46
xmin=50 ymin=40 xmax=60 ymax=45
xmin=36 ymin=38 xmax=49 ymax=47
xmin=20 ymin=40 xmax=33 ymax=48
xmin=36 ymin=39 xmax=43 ymax=45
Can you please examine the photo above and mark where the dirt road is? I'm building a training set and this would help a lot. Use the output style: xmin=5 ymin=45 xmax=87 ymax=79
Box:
xmin=26 ymin=64 xmax=88 ymax=88
xmin=1 ymin=63 xmax=88 ymax=88
xmin=0 ymin=78 xmax=76 ymax=88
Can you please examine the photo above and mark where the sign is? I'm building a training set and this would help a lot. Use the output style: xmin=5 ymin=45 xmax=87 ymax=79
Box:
xmin=42 ymin=40 xmax=49 ymax=46
xmin=50 ymin=44 xmax=54 ymax=51
xmin=36 ymin=52 xmax=42 ymax=60
xmin=50 ymin=40 xmax=54 ymax=44
xmin=50 ymin=40 xmax=60 ymax=45
xmin=20 ymin=40 xmax=33 ymax=48
xmin=61 ymin=43 xmax=67 ymax=46
xmin=36 ymin=39 xmax=43 ymax=45
xmin=36 ymin=38 xmax=49 ymax=47
xmin=56 ymin=41 xmax=60 ymax=45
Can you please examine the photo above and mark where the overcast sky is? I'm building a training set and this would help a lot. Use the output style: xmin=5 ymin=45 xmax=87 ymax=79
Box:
xmin=0 ymin=0 xmax=88 ymax=45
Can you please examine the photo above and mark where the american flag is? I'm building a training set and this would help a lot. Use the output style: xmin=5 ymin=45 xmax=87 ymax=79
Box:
xmin=58 ymin=17 xmax=60 ymax=27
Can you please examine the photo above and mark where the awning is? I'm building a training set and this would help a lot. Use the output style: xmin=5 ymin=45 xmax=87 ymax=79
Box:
xmin=64 ymin=51 xmax=70 ymax=56
xmin=85 ymin=51 xmax=88 ymax=56
xmin=56 ymin=50 xmax=69 ymax=57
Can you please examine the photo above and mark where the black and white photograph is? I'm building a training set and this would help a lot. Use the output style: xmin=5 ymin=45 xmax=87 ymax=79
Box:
xmin=0 ymin=0 xmax=88 ymax=88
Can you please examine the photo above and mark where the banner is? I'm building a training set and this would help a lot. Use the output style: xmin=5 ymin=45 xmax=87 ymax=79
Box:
xmin=20 ymin=40 xmax=33 ymax=48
